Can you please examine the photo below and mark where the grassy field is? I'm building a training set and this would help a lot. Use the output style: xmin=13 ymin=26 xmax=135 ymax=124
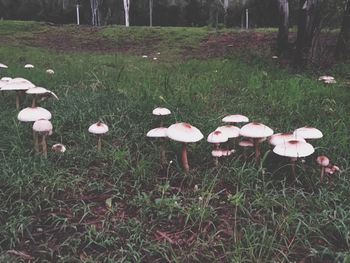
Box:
xmin=0 ymin=20 xmax=350 ymax=262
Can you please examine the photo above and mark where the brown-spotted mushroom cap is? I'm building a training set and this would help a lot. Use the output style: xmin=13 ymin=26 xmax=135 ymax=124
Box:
xmin=18 ymin=107 xmax=52 ymax=122
xmin=316 ymin=155 xmax=330 ymax=167
xmin=167 ymin=122 xmax=203 ymax=143
xmin=146 ymin=127 xmax=168 ymax=138
xmin=207 ymin=130 xmax=228 ymax=144
xmin=88 ymin=121 xmax=109 ymax=134
xmin=293 ymin=126 xmax=323 ymax=139
xmin=273 ymin=140 xmax=314 ymax=158
xmin=222 ymin=114 xmax=249 ymax=123
xmin=33 ymin=119 xmax=53 ymax=135
xmin=240 ymin=122 xmax=274 ymax=138
xmin=215 ymin=125 xmax=240 ymax=138
xmin=269 ymin=133 xmax=306 ymax=146
xmin=152 ymin=107 xmax=171 ymax=116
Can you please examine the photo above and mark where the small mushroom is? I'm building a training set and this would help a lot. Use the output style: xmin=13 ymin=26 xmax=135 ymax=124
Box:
xmin=273 ymin=140 xmax=314 ymax=179
xmin=24 ymin=64 xmax=34 ymax=69
xmin=207 ymin=130 xmax=229 ymax=166
xmin=146 ymin=127 xmax=168 ymax=166
xmin=46 ymin=69 xmax=55 ymax=74
xmin=88 ymin=121 xmax=109 ymax=152
xmin=222 ymin=114 xmax=249 ymax=124
xmin=316 ymin=155 xmax=330 ymax=183
xmin=52 ymin=143 xmax=66 ymax=153
xmin=166 ymin=122 xmax=203 ymax=173
xmin=152 ymin=107 xmax=171 ymax=127
xmin=240 ymin=122 xmax=274 ymax=162
xmin=33 ymin=119 xmax=53 ymax=158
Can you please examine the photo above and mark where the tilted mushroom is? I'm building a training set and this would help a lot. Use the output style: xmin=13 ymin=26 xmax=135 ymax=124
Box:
xmin=316 ymin=155 xmax=330 ymax=183
xmin=0 ymin=63 xmax=8 ymax=69
xmin=88 ymin=121 xmax=109 ymax=152
xmin=273 ymin=140 xmax=314 ymax=179
xmin=146 ymin=127 xmax=168 ymax=166
xmin=240 ymin=122 xmax=274 ymax=162
xmin=167 ymin=122 xmax=203 ymax=173
xmin=26 ymin=87 xmax=59 ymax=107
xmin=33 ymin=119 xmax=53 ymax=158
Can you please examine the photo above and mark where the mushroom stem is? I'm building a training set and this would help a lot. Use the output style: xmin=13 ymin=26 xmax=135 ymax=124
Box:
xmin=181 ymin=143 xmax=189 ymax=173
xmin=253 ymin=139 xmax=260 ymax=162
xmin=290 ymin=158 xmax=296 ymax=179
xmin=320 ymin=167 xmax=325 ymax=183
xmin=33 ymin=130 xmax=39 ymax=153
xmin=97 ymin=136 xmax=102 ymax=152
xmin=42 ymin=135 xmax=47 ymax=158
xmin=31 ymin=96 xmax=36 ymax=108
xmin=214 ymin=157 xmax=219 ymax=167
xmin=16 ymin=91 xmax=20 ymax=110
xmin=160 ymin=138 xmax=166 ymax=166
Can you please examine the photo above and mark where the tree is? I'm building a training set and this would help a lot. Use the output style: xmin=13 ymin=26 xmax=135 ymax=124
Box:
xmin=149 ymin=0 xmax=153 ymax=26
xmin=336 ymin=0 xmax=350 ymax=59
xmin=276 ymin=0 xmax=289 ymax=54
xmin=123 ymin=0 xmax=130 ymax=27
xmin=217 ymin=0 xmax=229 ymax=27
xmin=90 ymin=0 xmax=103 ymax=26
xmin=294 ymin=0 xmax=322 ymax=66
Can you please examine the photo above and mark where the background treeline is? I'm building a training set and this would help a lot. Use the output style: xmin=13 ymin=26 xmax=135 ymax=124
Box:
xmin=0 ymin=0 xmax=342 ymax=28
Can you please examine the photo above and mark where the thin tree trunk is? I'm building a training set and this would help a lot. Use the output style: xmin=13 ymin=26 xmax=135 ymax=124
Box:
xmin=123 ymin=0 xmax=130 ymax=27
xmin=336 ymin=0 xmax=350 ymax=59
xmin=149 ymin=0 xmax=153 ymax=27
xmin=276 ymin=0 xmax=289 ymax=54
xmin=294 ymin=0 xmax=321 ymax=67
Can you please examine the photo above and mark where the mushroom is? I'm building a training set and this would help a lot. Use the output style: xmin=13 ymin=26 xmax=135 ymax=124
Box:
xmin=26 ymin=87 xmax=59 ymax=107
xmin=1 ymin=80 xmax=35 ymax=109
xmin=166 ymin=122 xmax=203 ymax=173
xmin=88 ymin=121 xmax=109 ymax=152
xmin=0 ymin=63 xmax=8 ymax=69
xmin=33 ymin=119 xmax=53 ymax=158
xmin=52 ymin=143 xmax=66 ymax=153
xmin=146 ymin=127 xmax=168 ymax=166
xmin=222 ymin=114 xmax=249 ymax=125
xmin=239 ymin=122 xmax=274 ymax=162
xmin=215 ymin=125 xmax=240 ymax=148
xmin=18 ymin=107 xmax=52 ymax=152
xmin=273 ymin=140 xmax=314 ymax=179
xmin=294 ymin=126 xmax=323 ymax=140
xmin=269 ymin=132 xmax=306 ymax=146
xmin=316 ymin=155 xmax=330 ymax=183
xmin=24 ymin=64 xmax=34 ymax=69
xmin=46 ymin=69 xmax=55 ymax=74
xmin=207 ymin=130 xmax=229 ymax=166
xmin=152 ymin=107 xmax=171 ymax=127
xmin=318 ymin=76 xmax=336 ymax=84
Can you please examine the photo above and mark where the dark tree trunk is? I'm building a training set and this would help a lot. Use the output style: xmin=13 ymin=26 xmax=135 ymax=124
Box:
xmin=294 ymin=0 xmax=321 ymax=67
xmin=276 ymin=0 xmax=289 ymax=54
xmin=335 ymin=0 xmax=350 ymax=59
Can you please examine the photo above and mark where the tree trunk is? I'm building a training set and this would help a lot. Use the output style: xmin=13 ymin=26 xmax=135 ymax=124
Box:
xmin=294 ymin=0 xmax=321 ymax=67
xmin=276 ymin=0 xmax=289 ymax=54
xmin=123 ymin=0 xmax=130 ymax=27
xmin=335 ymin=0 xmax=350 ymax=59
xmin=223 ymin=0 xmax=229 ymax=27
xmin=149 ymin=0 xmax=153 ymax=27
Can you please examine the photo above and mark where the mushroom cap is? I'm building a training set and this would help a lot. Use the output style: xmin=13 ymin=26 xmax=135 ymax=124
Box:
xmin=26 ymin=87 xmax=59 ymax=100
xmin=1 ymin=77 xmax=12 ymax=81
xmin=146 ymin=127 xmax=168 ymax=138
xmin=239 ymin=140 xmax=254 ymax=147
xmin=294 ymin=126 xmax=323 ymax=139
xmin=211 ymin=149 xmax=235 ymax=157
xmin=52 ymin=143 xmax=66 ymax=153
xmin=46 ymin=69 xmax=55 ymax=74
xmin=316 ymin=155 xmax=330 ymax=167
xmin=215 ymin=125 xmax=240 ymax=138
xmin=318 ymin=76 xmax=334 ymax=81
xmin=207 ymin=130 xmax=228 ymax=144
xmin=222 ymin=114 xmax=249 ymax=123
xmin=0 ymin=63 xmax=8 ymax=68
xmin=167 ymin=122 xmax=204 ymax=143
xmin=269 ymin=132 xmax=306 ymax=146
xmin=1 ymin=81 xmax=35 ymax=91
xmin=88 ymin=121 xmax=109 ymax=134
xmin=18 ymin=107 xmax=52 ymax=122
xmin=152 ymin=107 xmax=171 ymax=116
xmin=273 ymin=140 xmax=314 ymax=158
xmin=33 ymin=119 xmax=53 ymax=135
xmin=240 ymin=122 xmax=274 ymax=139
xmin=24 ymin=64 xmax=34 ymax=68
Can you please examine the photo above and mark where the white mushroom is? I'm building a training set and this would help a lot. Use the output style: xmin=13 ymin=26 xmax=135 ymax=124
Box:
xmin=88 ymin=121 xmax=109 ymax=151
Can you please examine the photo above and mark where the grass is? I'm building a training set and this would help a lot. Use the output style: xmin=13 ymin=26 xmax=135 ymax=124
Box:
xmin=0 ymin=21 xmax=350 ymax=262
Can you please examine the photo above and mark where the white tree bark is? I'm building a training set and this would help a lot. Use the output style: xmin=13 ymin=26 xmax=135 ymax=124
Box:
xmin=149 ymin=0 xmax=153 ymax=27
xmin=123 ymin=0 xmax=130 ymax=27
